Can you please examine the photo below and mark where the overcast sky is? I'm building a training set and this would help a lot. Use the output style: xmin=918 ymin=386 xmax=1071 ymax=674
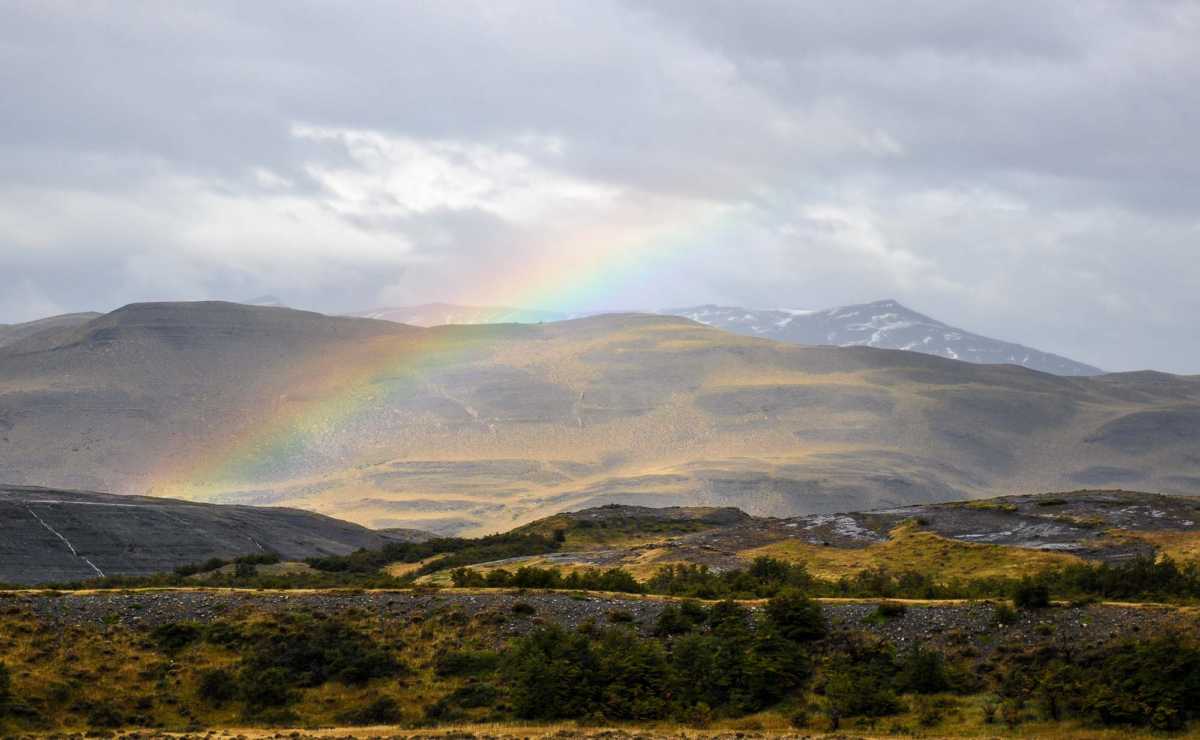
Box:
xmin=2 ymin=2 xmax=1198 ymax=372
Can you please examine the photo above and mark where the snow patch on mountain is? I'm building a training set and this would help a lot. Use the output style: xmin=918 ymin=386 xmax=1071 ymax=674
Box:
xmin=660 ymin=300 xmax=1103 ymax=376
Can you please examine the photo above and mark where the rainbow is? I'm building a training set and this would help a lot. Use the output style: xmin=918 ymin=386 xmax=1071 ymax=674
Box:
xmin=152 ymin=204 xmax=744 ymax=498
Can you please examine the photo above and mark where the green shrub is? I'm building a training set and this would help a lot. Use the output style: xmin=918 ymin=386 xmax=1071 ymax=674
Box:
xmin=197 ymin=668 xmax=237 ymax=706
xmin=823 ymin=639 xmax=901 ymax=719
xmin=1074 ymin=638 xmax=1200 ymax=729
xmin=592 ymin=628 xmax=671 ymax=719
xmin=914 ymin=695 xmax=952 ymax=726
xmin=434 ymin=649 xmax=500 ymax=677
xmin=896 ymin=647 xmax=950 ymax=694
xmin=239 ymin=666 xmax=295 ymax=711
xmin=151 ymin=622 xmax=204 ymax=653
xmin=337 ymin=696 xmax=402 ymax=725
xmin=448 ymin=683 xmax=499 ymax=709
xmin=764 ymin=589 xmax=826 ymax=642
xmin=85 ymin=701 xmax=126 ymax=729
xmin=607 ymin=608 xmax=635 ymax=623
xmin=1013 ymin=580 xmax=1051 ymax=609
xmin=874 ymin=601 xmax=907 ymax=619
xmin=241 ymin=616 xmax=404 ymax=687
xmin=503 ymin=624 xmax=599 ymax=719
xmin=824 ymin=662 xmax=901 ymax=719
xmin=654 ymin=602 xmax=707 ymax=636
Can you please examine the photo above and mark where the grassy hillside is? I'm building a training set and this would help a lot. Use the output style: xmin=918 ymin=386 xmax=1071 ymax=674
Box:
xmin=2 ymin=302 xmax=1199 ymax=533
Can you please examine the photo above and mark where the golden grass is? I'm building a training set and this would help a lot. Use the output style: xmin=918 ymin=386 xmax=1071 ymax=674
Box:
xmin=189 ymin=561 xmax=315 ymax=580
xmin=743 ymin=521 xmax=1084 ymax=580
xmin=1111 ymin=529 xmax=1200 ymax=562
xmin=384 ymin=555 xmax=446 ymax=577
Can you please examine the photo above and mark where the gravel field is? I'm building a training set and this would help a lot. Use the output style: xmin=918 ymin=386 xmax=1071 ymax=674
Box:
xmin=2 ymin=589 xmax=1194 ymax=656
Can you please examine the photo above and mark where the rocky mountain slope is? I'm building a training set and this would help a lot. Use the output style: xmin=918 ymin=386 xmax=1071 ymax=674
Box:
xmin=0 ymin=484 xmax=416 ymax=585
xmin=665 ymin=300 xmax=1103 ymax=376
xmin=1 ymin=301 xmax=1197 ymax=534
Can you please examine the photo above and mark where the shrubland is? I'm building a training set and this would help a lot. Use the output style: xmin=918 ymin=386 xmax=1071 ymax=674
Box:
xmin=2 ymin=590 xmax=1199 ymax=734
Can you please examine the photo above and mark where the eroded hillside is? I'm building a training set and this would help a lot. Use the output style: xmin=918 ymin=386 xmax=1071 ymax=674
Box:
xmin=0 ymin=484 xmax=416 ymax=585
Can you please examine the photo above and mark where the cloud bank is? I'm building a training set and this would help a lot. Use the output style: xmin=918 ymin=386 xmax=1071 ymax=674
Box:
xmin=2 ymin=1 xmax=1198 ymax=372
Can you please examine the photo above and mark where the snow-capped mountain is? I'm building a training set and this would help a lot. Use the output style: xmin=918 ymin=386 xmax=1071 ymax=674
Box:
xmin=346 ymin=299 xmax=1102 ymax=376
xmin=664 ymin=300 xmax=1103 ymax=376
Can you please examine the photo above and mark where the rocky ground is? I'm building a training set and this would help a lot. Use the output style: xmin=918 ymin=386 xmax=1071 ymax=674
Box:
xmin=479 ymin=490 xmax=1200 ymax=577
xmin=3 ymin=589 xmax=1194 ymax=658
xmin=0 ymin=485 xmax=411 ymax=585
xmin=674 ymin=490 xmax=1200 ymax=565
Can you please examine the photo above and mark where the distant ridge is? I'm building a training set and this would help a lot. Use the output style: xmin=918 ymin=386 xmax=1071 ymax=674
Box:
xmin=0 ymin=312 xmax=102 ymax=348
xmin=665 ymin=300 xmax=1104 ymax=376
xmin=352 ymin=303 xmax=569 ymax=326
xmin=350 ymin=299 xmax=1102 ymax=376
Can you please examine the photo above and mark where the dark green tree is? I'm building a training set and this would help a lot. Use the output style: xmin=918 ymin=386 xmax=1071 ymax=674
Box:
xmin=503 ymin=624 xmax=599 ymax=719
xmin=764 ymin=589 xmax=826 ymax=642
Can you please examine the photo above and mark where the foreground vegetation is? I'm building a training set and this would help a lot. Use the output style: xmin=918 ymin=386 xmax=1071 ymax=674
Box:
xmin=446 ymin=553 xmax=1200 ymax=605
xmin=24 ymin=538 xmax=1200 ymax=610
xmin=7 ymin=503 xmax=1200 ymax=735
xmin=1 ymin=589 xmax=1198 ymax=735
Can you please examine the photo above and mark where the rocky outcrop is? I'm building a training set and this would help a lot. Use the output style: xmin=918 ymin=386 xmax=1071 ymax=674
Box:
xmin=0 ymin=484 xmax=407 ymax=585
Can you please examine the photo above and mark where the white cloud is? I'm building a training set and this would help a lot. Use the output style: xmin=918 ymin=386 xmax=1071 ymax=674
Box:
xmin=292 ymin=126 xmax=619 ymax=223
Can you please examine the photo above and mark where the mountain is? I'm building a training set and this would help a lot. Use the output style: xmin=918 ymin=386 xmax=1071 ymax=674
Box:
xmin=242 ymin=294 xmax=285 ymax=307
xmin=0 ymin=311 xmax=102 ymax=349
xmin=664 ymin=300 xmax=1104 ymax=376
xmin=352 ymin=303 xmax=569 ymax=326
xmin=1 ymin=301 xmax=1197 ymax=535
xmin=350 ymin=299 xmax=1102 ymax=376
xmin=0 ymin=483 xmax=418 ymax=585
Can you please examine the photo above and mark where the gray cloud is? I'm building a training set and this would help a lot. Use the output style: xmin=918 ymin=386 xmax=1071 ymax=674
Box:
xmin=1 ymin=1 xmax=1197 ymax=372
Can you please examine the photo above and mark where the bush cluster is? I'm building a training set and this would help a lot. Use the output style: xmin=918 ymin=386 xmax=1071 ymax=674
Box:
xmin=306 ymin=532 xmax=560 ymax=575
xmin=504 ymin=591 xmax=823 ymax=720
xmin=450 ymin=565 xmax=642 ymax=593
xmin=1000 ymin=637 xmax=1200 ymax=730
xmin=152 ymin=613 xmax=406 ymax=715
xmin=448 ymin=554 xmax=1200 ymax=605
xmin=173 ymin=552 xmax=280 ymax=577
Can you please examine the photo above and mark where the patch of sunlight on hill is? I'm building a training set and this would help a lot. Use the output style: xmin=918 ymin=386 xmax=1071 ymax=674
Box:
xmin=744 ymin=521 xmax=1084 ymax=580
xmin=1112 ymin=529 xmax=1200 ymax=563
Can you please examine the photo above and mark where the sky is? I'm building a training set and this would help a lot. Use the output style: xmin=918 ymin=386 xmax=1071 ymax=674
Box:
xmin=1 ymin=1 xmax=1198 ymax=373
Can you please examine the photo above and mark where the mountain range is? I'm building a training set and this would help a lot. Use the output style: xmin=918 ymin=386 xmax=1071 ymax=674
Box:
xmin=0 ymin=301 xmax=1196 ymax=535
xmin=351 ymin=299 xmax=1102 ymax=376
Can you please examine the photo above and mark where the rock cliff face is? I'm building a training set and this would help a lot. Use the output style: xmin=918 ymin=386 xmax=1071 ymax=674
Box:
xmin=0 ymin=484 xmax=406 ymax=585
